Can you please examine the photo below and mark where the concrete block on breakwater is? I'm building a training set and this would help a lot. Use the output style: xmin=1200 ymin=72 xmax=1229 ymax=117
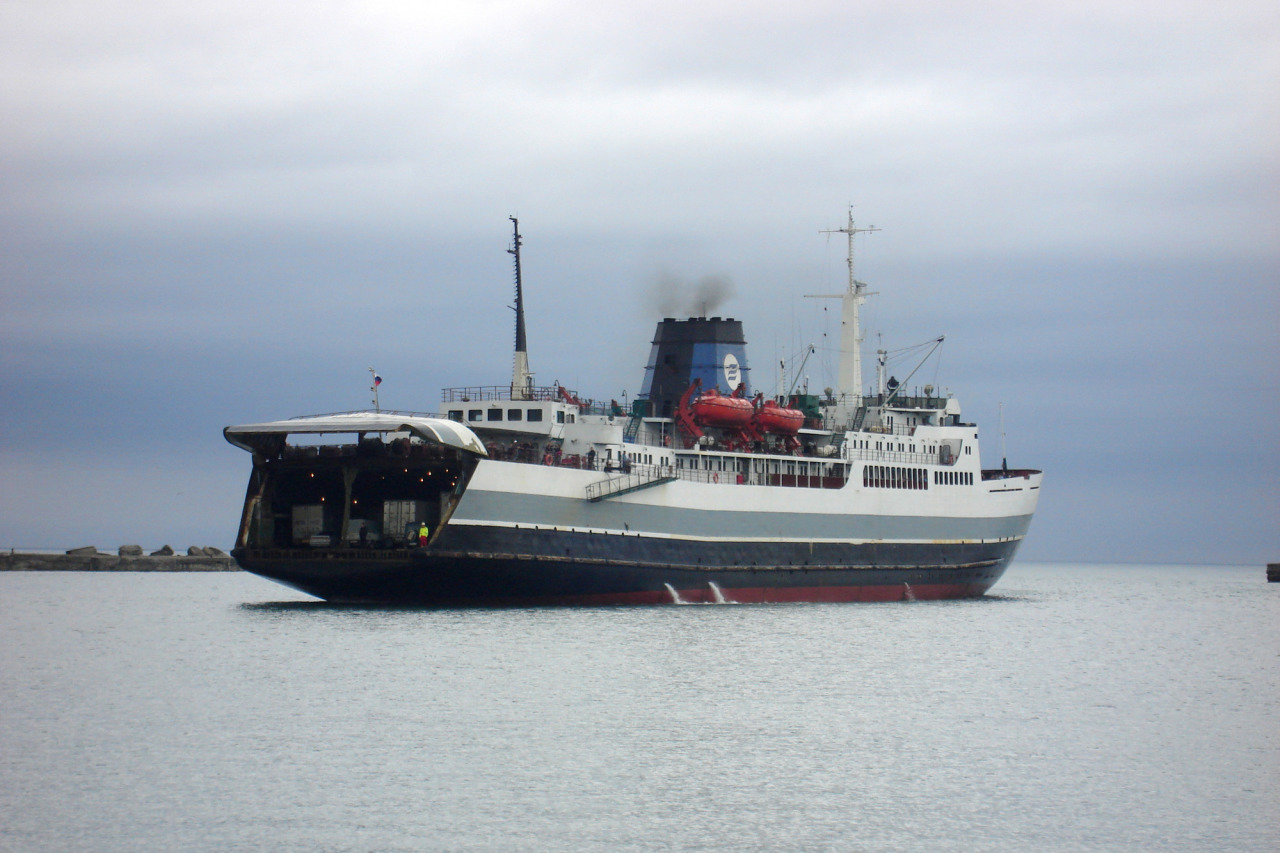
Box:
xmin=3 ymin=549 xmax=240 ymax=572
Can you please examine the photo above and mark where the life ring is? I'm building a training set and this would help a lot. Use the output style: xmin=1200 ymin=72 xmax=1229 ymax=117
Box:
xmin=663 ymin=435 xmax=671 ymax=447
xmin=712 ymin=473 xmax=719 ymax=483
xmin=543 ymin=453 xmax=553 ymax=466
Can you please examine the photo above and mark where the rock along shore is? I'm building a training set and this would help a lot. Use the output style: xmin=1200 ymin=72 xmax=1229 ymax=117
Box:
xmin=4 ymin=550 xmax=240 ymax=572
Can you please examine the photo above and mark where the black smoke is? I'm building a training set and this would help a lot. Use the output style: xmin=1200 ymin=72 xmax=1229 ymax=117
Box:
xmin=649 ymin=272 xmax=736 ymax=318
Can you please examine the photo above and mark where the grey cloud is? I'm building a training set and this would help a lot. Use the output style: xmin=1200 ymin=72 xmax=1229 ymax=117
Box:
xmin=0 ymin=1 xmax=1276 ymax=560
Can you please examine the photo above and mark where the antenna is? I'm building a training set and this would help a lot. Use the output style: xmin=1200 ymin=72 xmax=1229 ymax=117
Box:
xmin=508 ymin=217 xmax=525 ymax=353
xmin=819 ymin=209 xmax=880 ymax=294
xmin=508 ymin=217 xmax=533 ymax=399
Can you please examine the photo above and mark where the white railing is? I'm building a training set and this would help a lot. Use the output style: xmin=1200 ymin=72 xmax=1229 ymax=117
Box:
xmin=844 ymin=445 xmax=948 ymax=466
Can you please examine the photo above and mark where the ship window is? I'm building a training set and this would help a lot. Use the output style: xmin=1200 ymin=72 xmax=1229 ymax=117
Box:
xmin=468 ymin=409 xmax=482 ymax=421
xmin=556 ymin=411 xmax=565 ymax=423
xmin=487 ymin=409 xmax=502 ymax=421
xmin=448 ymin=410 xmax=463 ymax=422
xmin=507 ymin=409 xmax=522 ymax=421
xmin=527 ymin=409 xmax=543 ymax=422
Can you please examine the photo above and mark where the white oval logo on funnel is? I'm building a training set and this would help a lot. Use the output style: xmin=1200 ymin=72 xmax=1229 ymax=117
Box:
xmin=723 ymin=353 xmax=741 ymax=389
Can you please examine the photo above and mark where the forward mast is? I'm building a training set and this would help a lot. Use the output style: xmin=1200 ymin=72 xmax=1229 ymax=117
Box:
xmin=812 ymin=209 xmax=880 ymax=429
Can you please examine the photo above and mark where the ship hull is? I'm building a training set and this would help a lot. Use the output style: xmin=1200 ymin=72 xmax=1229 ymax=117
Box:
xmin=232 ymin=529 xmax=1023 ymax=605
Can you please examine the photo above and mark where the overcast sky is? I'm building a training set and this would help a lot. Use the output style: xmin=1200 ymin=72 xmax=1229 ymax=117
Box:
xmin=2 ymin=1 xmax=1277 ymax=564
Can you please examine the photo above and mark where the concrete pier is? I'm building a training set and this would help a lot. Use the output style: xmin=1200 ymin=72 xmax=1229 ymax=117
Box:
xmin=4 ymin=550 xmax=239 ymax=572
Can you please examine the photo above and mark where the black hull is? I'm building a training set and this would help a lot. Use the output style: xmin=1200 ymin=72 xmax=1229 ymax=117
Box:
xmin=233 ymin=526 xmax=1022 ymax=605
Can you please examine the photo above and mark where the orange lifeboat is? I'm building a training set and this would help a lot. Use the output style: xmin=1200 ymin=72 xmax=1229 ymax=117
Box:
xmin=691 ymin=389 xmax=754 ymax=428
xmin=754 ymin=399 xmax=804 ymax=434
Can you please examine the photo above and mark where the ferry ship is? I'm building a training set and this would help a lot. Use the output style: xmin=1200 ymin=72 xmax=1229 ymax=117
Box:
xmin=225 ymin=214 xmax=1042 ymax=604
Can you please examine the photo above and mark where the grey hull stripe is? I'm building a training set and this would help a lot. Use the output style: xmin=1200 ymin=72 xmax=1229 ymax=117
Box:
xmin=454 ymin=488 xmax=1034 ymax=542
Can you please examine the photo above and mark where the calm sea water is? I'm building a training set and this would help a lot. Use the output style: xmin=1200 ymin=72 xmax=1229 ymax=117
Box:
xmin=1 ymin=564 xmax=1276 ymax=853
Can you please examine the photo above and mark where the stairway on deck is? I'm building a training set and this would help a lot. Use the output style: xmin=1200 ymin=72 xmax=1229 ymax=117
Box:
xmin=623 ymin=415 xmax=642 ymax=443
xmin=586 ymin=468 xmax=678 ymax=502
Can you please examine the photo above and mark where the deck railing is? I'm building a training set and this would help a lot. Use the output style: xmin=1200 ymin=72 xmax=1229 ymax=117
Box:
xmin=844 ymin=445 xmax=947 ymax=466
xmin=441 ymin=385 xmax=567 ymax=403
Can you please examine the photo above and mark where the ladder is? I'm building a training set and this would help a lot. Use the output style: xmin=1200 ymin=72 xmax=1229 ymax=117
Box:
xmin=623 ymin=415 xmax=642 ymax=443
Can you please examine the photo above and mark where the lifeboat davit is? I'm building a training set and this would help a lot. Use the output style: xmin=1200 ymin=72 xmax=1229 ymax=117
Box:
xmin=691 ymin=389 xmax=754 ymax=428
xmin=754 ymin=399 xmax=804 ymax=434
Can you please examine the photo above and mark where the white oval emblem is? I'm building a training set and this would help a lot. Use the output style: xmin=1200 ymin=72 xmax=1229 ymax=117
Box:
xmin=723 ymin=353 xmax=740 ymax=389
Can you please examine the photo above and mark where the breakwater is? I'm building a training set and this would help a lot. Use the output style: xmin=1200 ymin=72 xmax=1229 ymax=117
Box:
xmin=4 ymin=547 xmax=239 ymax=572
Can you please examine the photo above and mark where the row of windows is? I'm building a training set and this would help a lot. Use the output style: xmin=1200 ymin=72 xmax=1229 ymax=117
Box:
xmin=618 ymin=449 xmax=658 ymax=466
xmin=676 ymin=456 xmax=732 ymax=472
xmin=673 ymin=456 xmax=839 ymax=478
xmin=448 ymin=408 xmax=566 ymax=424
xmin=853 ymin=437 xmax=971 ymax=457
xmin=864 ymin=465 xmax=928 ymax=490
xmin=935 ymin=470 xmax=972 ymax=486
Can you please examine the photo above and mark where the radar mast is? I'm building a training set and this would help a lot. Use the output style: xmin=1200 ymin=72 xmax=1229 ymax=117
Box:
xmin=809 ymin=208 xmax=879 ymax=428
